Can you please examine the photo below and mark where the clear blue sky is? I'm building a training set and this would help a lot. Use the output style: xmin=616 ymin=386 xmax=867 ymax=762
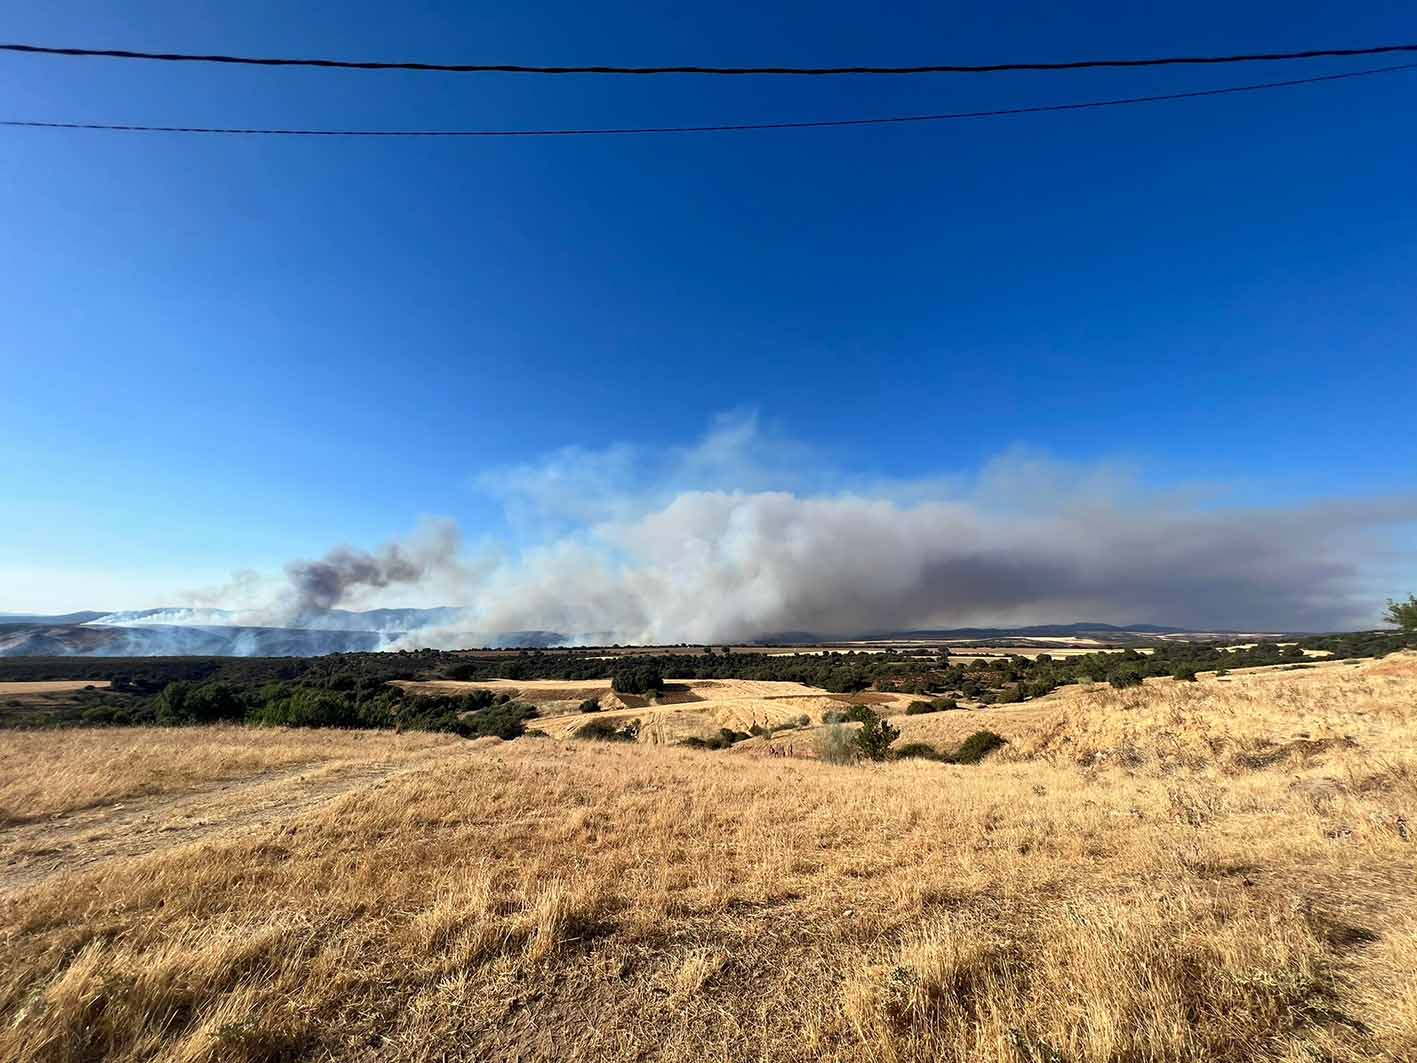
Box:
xmin=2 ymin=2 xmax=1414 ymax=614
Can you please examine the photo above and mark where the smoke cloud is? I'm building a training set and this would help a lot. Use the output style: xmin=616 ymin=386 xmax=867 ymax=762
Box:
xmin=177 ymin=414 xmax=1417 ymax=645
xmin=280 ymin=519 xmax=466 ymax=618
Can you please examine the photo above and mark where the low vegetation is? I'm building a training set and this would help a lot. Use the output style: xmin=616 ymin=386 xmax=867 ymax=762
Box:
xmin=1 ymin=654 xmax=1415 ymax=1061
xmin=6 ymin=626 xmax=1415 ymax=732
xmin=893 ymin=730 xmax=1007 ymax=764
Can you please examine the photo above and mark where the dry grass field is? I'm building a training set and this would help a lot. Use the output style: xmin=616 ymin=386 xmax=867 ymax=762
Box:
xmin=1 ymin=655 xmax=1415 ymax=1062
xmin=0 ymin=681 xmax=113 ymax=696
xmin=400 ymin=676 xmax=921 ymax=743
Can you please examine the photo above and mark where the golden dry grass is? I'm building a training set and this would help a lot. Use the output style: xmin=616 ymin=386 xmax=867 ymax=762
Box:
xmin=402 ymin=676 xmax=920 ymax=743
xmin=1 ymin=655 xmax=1415 ymax=1062
xmin=0 ymin=681 xmax=112 ymax=695
xmin=0 ymin=725 xmax=457 ymax=826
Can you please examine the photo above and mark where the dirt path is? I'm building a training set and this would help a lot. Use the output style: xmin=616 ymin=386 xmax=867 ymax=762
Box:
xmin=0 ymin=747 xmax=473 ymax=896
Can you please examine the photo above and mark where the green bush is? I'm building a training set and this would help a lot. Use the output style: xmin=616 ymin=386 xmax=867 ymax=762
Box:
xmin=821 ymin=708 xmax=850 ymax=724
xmin=80 ymin=704 xmax=135 ymax=726
xmin=1171 ymin=665 xmax=1199 ymax=682
xmin=894 ymin=742 xmax=947 ymax=761
xmin=1387 ymin=594 xmax=1417 ymax=631
xmin=155 ymin=681 xmax=246 ymax=725
xmin=851 ymin=707 xmax=899 ymax=762
xmin=1107 ymin=668 xmax=1145 ymax=689
xmin=951 ymin=730 xmax=1006 ymax=764
xmin=610 ymin=665 xmax=663 ymax=695
xmin=456 ymin=702 xmax=534 ymax=739
xmin=682 ymin=726 xmax=752 ymax=751
xmin=906 ymin=697 xmax=960 ymax=715
xmin=247 ymin=687 xmax=381 ymax=729
xmin=578 ymin=698 xmax=602 ymax=713
xmin=576 ymin=717 xmax=641 ymax=742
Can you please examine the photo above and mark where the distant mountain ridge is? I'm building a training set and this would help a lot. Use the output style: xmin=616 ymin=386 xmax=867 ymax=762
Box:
xmin=0 ymin=611 xmax=112 ymax=626
xmin=0 ymin=608 xmax=1302 ymax=658
xmin=0 ymin=607 xmax=566 ymax=657
xmin=86 ymin=607 xmax=467 ymax=632
xmin=880 ymin=622 xmax=1191 ymax=639
xmin=752 ymin=622 xmax=1199 ymax=644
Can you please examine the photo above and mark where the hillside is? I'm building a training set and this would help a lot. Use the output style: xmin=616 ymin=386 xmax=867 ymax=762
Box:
xmin=0 ymin=606 xmax=1307 ymax=657
xmin=1 ymin=654 xmax=1414 ymax=1061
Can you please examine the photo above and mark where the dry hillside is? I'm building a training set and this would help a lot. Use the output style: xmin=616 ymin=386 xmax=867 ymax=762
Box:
xmin=1 ymin=654 xmax=1415 ymax=1062
xmin=398 ymin=676 xmax=920 ymax=743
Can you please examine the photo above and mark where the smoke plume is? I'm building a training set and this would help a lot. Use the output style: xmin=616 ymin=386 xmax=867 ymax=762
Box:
xmin=176 ymin=415 xmax=1416 ymax=646
xmin=281 ymin=519 xmax=465 ymax=618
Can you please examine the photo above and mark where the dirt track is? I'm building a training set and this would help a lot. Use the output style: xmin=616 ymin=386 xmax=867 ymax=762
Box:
xmin=0 ymin=746 xmax=474 ymax=896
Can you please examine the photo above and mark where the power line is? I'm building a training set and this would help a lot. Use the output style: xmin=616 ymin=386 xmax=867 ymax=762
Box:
xmin=4 ymin=62 xmax=1413 ymax=138
xmin=3 ymin=39 xmax=1417 ymax=76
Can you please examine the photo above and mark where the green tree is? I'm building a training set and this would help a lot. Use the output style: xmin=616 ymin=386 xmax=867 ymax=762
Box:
xmin=848 ymin=706 xmax=899 ymax=762
xmin=1386 ymin=595 xmax=1417 ymax=631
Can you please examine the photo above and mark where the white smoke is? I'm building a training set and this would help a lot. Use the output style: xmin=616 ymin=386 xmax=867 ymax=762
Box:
xmin=167 ymin=414 xmax=1417 ymax=646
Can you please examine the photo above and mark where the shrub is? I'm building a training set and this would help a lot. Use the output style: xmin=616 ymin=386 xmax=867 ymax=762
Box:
xmin=682 ymin=728 xmax=749 ymax=751
xmin=1172 ymin=665 xmax=1199 ymax=682
xmin=458 ymin=702 xmax=534 ymax=740
xmin=578 ymin=698 xmax=602 ymax=713
xmin=824 ymin=669 xmax=871 ymax=693
xmin=1387 ymin=593 xmax=1417 ymax=631
xmin=796 ymin=714 xmax=811 ymax=728
xmin=906 ymin=697 xmax=960 ymax=715
xmin=248 ymin=686 xmax=394 ymax=729
xmin=155 ymin=681 xmax=245 ymax=726
xmin=952 ymin=730 xmax=1006 ymax=764
xmin=80 ymin=705 xmax=134 ymax=726
xmin=894 ymin=742 xmax=947 ymax=761
xmin=577 ymin=717 xmax=641 ymax=742
xmin=843 ymin=705 xmax=876 ymax=725
xmin=851 ymin=707 xmax=899 ymax=762
xmin=813 ymin=724 xmax=857 ymax=765
xmin=822 ymin=708 xmax=850 ymax=724
xmin=610 ymin=665 xmax=663 ymax=696
xmin=1108 ymin=668 xmax=1145 ymax=689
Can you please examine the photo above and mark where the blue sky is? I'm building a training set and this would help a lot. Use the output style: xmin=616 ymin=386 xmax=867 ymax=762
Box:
xmin=2 ymin=2 xmax=1414 ymax=623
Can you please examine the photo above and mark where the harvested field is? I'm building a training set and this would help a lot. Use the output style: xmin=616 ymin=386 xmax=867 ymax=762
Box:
xmin=0 ymin=680 xmax=111 ymax=695
xmin=1 ymin=654 xmax=1414 ymax=1061
xmin=401 ymin=676 xmax=920 ymax=742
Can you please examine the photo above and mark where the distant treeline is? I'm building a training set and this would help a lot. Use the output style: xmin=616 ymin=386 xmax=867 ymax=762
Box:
xmin=2 ymin=628 xmax=1412 ymax=733
xmin=53 ymin=672 xmax=533 ymax=738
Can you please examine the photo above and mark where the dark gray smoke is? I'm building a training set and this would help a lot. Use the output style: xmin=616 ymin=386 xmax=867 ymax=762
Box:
xmin=281 ymin=519 xmax=464 ymax=619
xmin=287 ymin=547 xmax=423 ymax=612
